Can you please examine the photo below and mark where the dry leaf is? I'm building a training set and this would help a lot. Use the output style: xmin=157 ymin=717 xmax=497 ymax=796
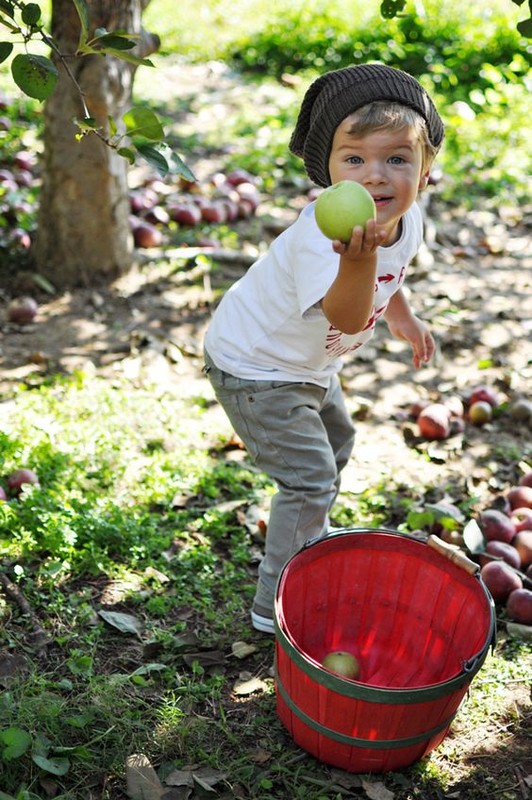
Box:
xmin=233 ymin=675 xmax=269 ymax=695
xmin=99 ymin=610 xmax=144 ymax=637
xmin=361 ymin=778 xmax=395 ymax=800
xmin=231 ymin=641 xmax=258 ymax=659
xmin=126 ymin=753 xmax=164 ymax=800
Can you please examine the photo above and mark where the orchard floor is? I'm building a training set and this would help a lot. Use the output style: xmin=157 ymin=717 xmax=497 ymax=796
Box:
xmin=0 ymin=60 xmax=531 ymax=800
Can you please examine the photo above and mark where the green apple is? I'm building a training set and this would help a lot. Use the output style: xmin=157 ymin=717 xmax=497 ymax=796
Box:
xmin=322 ymin=650 xmax=359 ymax=679
xmin=314 ymin=180 xmax=376 ymax=242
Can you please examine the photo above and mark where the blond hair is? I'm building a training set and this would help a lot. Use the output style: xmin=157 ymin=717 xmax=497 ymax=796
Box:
xmin=345 ymin=102 xmax=439 ymax=172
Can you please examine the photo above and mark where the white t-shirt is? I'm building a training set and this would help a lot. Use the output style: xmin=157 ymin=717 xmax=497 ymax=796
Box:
xmin=204 ymin=200 xmax=423 ymax=387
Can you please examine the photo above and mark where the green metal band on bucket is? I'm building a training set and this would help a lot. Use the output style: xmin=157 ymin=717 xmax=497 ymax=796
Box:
xmin=276 ymin=673 xmax=457 ymax=750
xmin=274 ymin=619 xmax=490 ymax=704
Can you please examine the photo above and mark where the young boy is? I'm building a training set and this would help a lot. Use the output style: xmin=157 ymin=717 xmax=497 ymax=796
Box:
xmin=203 ymin=64 xmax=444 ymax=633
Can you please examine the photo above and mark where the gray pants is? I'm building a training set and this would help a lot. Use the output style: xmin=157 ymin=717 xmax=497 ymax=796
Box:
xmin=203 ymin=350 xmax=355 ymax=615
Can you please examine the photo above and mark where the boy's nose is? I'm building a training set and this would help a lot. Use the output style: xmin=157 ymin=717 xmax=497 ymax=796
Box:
xmin=362 ymin=162 xmax=386 ymax=184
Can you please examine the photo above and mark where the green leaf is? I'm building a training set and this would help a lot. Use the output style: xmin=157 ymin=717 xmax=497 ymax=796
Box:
xmin=117 ymin=146 xmax=136 ymax=165
xmin=101 ymin=49 xmax=154 ymax=67
xmin=380 ymin=0 xmax=407 ymax=18
xmin=517 ymin=17 xmax=532 ymax=37
xmin=94 ymin=33 xmax=136 ymax=50
xmin=21 ymin=3 xmax=41 ymax=25
xmin=0 ymin=41 xmax=13 ymax=64
xmin=71 ymin=0 xmax=89 ymax=47
xmin=32 ymin=754 xmax=70 ymax=776
xmin=73 ymin=116 xmax=99 ymax=132
xmin=122 ymin=107 xmax=164 ymax=141
xmin=0 ymin=727 xmax=32 ymax=760
xmin=135 ymin=142 xmax=170 ymax=177
xmin=168 ymin=151 xmax=197 ymax=183
xmin=0 ymin=1 xmax=15 ymax=18
xmin=11 ymin=53 xmax=58 ymax=100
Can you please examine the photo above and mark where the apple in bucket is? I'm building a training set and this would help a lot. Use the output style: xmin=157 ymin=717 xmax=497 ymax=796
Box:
xmin=315 ymin=180 xmax=376 ymax=242
xmin=322 ymin=650 xmax=359 ymax=679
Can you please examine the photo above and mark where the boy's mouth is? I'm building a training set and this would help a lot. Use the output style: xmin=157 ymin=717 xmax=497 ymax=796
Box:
xmin=373 ymin=195 xmax=393 ymax=207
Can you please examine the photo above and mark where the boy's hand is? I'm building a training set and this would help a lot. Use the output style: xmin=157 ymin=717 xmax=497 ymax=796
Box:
xmin=331 ymin=219 xmax=387 ymax=262
xmin=387 ymin=314 xmax=435 ymax=368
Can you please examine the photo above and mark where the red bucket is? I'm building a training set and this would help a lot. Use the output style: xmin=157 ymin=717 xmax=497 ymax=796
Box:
xmin=274 ymin=529 xmax=495 ymax=773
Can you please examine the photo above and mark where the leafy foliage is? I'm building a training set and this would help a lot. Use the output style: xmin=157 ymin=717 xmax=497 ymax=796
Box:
xmin=0 ymin=0 xmax=178 ymax=175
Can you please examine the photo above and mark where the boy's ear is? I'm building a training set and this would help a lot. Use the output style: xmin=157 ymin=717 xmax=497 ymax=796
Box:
xmin=418 ymin=170 xmax=430 ymax=190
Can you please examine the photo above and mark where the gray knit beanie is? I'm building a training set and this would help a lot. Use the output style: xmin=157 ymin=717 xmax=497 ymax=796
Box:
xmin=289 ymin=63 xmax=444 ymax=187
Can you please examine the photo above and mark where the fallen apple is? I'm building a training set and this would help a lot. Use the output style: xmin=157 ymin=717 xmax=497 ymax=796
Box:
xmin=507 ymin=485 xmax=532 ymax=510
xmin=519 ymin=471 xmax=532 ymax=489
xmin=7 ymin=467 xmax=40 ymax=495
xmin=479 ymin=540 xmax=521 ymax=570
xmin=513 ymin=531 xmax=532 ymax=569
xmin=468 ymin=384 xmax=499 ymax=408
xmin=468 ymin=400 xmax=493 ymax=426
xmin=315 ymin=180 xmax=376 ymax=242
xmin=511 ymin=508 xmax=532 ymax=533
xmin=322 ymin=650 xmax=359 ymax=679
xmin=480 ymin=560 xmax=522 ymax=603
xmin=7 ymin=296 xmax=38 ymax=324
xmin=506 ymin=588 xmax=532 ymax=625
xmin=479 ymin=508 xmax=516 ymax=544
xmin=509 ymin=399 xmax=532 ymax=425
xmin=417 ymin=403 xmax=451 ymax=440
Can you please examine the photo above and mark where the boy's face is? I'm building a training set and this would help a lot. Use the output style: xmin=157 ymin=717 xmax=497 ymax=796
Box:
xmin=328 ymin=117 xmax=429 ymax=245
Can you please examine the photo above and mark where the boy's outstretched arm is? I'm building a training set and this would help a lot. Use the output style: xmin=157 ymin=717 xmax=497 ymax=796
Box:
xmin=384 ymin=288 xmax=435 ymax=368
xmin=321 ymin=220 xmax=387 ymax=334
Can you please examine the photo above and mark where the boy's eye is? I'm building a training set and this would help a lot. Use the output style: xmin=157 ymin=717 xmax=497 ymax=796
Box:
xmin=389 ymin=156 xmax=407 ymax=165
xmin=346 ymin=155 xmax=363 ymax=164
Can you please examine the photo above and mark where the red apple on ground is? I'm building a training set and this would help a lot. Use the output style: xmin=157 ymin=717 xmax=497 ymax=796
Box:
xmin=226 ymin=168 xmax=255 ymax=187
xmin=519 ymin=471 xmax=532 ymax=489
xmin=234 ymin=181 xmax=261 ymax=211
xmin=506 ymin=588 xmax=532 ymax=624
xmin=507 ymin=485 xmax=532 ymax=510
xmin=14 ymin=151 xmax=35 ymax=172
xmin=143 ymin=205 xmax=170 ymax=226
xmin=480 ymin=561 xmax=522 ymax=603
xmin=468 ymin=400 xmax=493 ymax=425
xmin=513 ymin=531 xmax=532 ymax=569
xmin=417 ymin=403 xmax=451 ymax=440
xmin=443 ymin=395 xmax=465 ymax=418
xmin=7 ymin=468 xmax=40 ymax=495
xmin=510 ymin=507 xmax=532 ymax=533
xmin=409 ymin=398 xmax=430 ymax=419
xmin=168 ymin=202 xmax=202 ymax=226
xmin=468 ymin=385 xmax=499 ymax=407
xmin=479 ymin=508 xmax=516 ymax=544
xmin=133 ymin=221 xmax=162 ymax=248
xmin=237 ymin=199 xmax=255 ymax=219
xmin=9 ymin=229 xmax=32 ymax=250
xmin=201 ymin=202 xmax=228 ymax=224
xmin=479 ymin=540 xmax=522 ymax=570
xmin=322 ymin=651 xmax=359 ymax=679
xmin=7 ymin=296 xmax=38 ymax=324
xmin=315 ymin=180 xmax=376 ymax=242
xmin=509 ymin=399 xmax=532 ymax=425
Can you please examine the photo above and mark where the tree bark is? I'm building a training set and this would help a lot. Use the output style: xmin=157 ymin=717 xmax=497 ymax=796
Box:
xmin=33 ymin=0 xmax=159 ymax=289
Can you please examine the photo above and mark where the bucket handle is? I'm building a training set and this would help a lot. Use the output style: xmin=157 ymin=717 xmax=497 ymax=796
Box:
xmin=427 ymin=535 xmax=479 ymax=575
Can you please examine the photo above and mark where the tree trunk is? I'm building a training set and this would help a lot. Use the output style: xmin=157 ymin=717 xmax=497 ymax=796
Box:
xmin=33 ymin=0 xmax=159 ymax=289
